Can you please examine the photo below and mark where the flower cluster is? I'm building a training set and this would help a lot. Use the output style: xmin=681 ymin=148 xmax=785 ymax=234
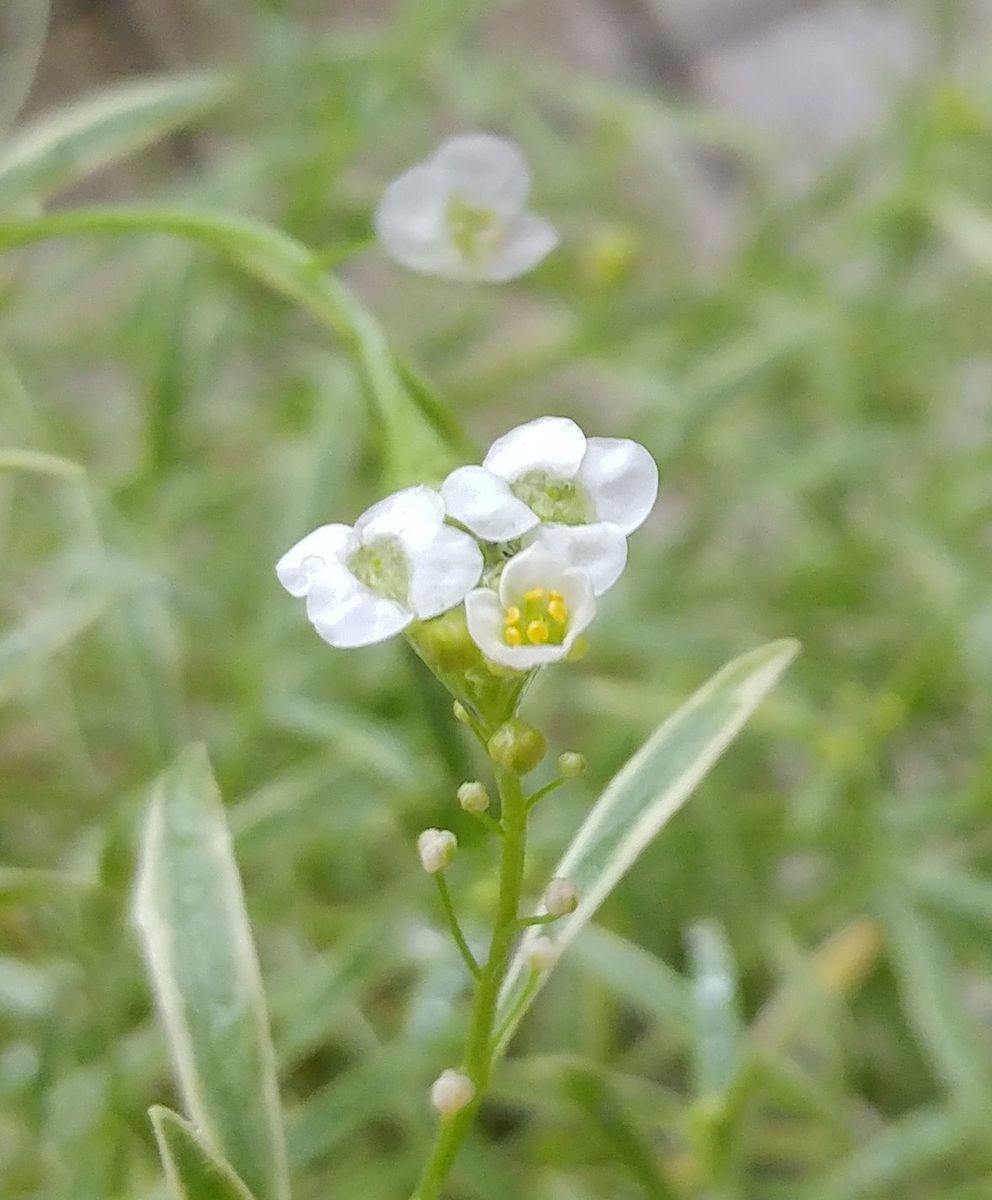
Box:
xmin=277 ymin=417 xmax=658 ymax=672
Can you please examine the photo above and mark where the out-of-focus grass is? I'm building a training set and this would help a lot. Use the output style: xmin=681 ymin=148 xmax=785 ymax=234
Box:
xmin=3 ymin=3 xmax=992 ymax=1198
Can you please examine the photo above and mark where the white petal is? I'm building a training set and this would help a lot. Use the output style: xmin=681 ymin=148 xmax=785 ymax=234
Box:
xmin=497 ymin=542 xmax=568 ymax=608
xmin=408 ymin=526 xmax=484 ymax=620
xmin=374 ymin=163 xmax=459 ymax=276
xmin=306 ymin=571 xmax=411 ymax=648
xmin=275 ymin=523 xmax=353 ymax=597
xmin=483 ymin=416 xmax=587 ymax=483
xmin=441 ymin=465 xmax=539 ymax=541
xmin=465 ymin=587 xmax=565 ymax=669
xmin=577 ymin=437 xmax=659 ymax=534
xmin=432 ymin=133 xmax=530 ymax=216
xmin=354 ymin=485 xmax=445 ymax=554
xmin=526 ymin=522 xmax=628 ymax=596
xmin=476 ymin=212 xmax=559 ymax=283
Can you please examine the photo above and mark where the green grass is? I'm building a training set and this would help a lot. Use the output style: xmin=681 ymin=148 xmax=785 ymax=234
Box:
xmin=3 ymin=2 xmax=992 ymax=1197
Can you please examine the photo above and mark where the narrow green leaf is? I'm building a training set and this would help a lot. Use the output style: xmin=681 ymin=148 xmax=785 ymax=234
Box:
xmin=0 ymin=0 xmax=50 ymax=139
xmin=134 ymin=745 xmax=290 ymax=1200
xmin=495 ymin=638 xmax=799 ymax=1053
xmin=0 ymin=206 xmax=470 ymax=486
xmin=883 ymin=895 xmax=992 ymax=1108
xmin=151 ymin=1106 xmax=258 ymax=1200
xmin=0 ymin=593 xmax=110 ymax=702
xmin=687 ymin=920 xmax=742 ymax=1101
xmin=0 ymin=73 xmax=230 ymax=208
xmin=0 ymin=866 xmax=99 ymax=907
xmin=570 ymin=924 xmax=692 ymax=1032
xmin=0 ymin=447 xmax=83 ymax=477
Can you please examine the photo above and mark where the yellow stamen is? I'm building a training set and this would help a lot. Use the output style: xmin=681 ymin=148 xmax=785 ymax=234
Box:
xmin=505 ymin=626 xmax=523 ymax=646
xmin=526 ymin=620 xmax=550 ymax=645
xmin=524 ymin=587 xmax=546 ymax=603
xmin=548 ymin=597 xmax=568 ymax=624
xmin=505 ymin=605 xmax=521 ymax=624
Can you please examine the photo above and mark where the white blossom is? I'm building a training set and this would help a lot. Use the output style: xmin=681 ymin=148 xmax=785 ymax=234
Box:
xmin=375 ymin=134 xmax=558 ymax=283
xmin=442 ymin=416 xmax=658 ymax=595
xmin=417 ymin=828 xmax=457 ymax=874
xmin=276 ymin=486 xmax=482 ymax=649
xmin=430 ymin=1069 xmax=475 ymax=1116
xmin=464 ymin=543 xmax=595 ymax=670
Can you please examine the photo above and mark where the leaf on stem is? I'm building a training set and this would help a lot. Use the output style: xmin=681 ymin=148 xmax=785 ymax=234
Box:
xmin=151 ymin=1106 xmax=258 ymax=1200
xmin=494 ymin=638 xmax=799 ymax=1055
xmin=134 ymin=744 xmax=290 ymax=1200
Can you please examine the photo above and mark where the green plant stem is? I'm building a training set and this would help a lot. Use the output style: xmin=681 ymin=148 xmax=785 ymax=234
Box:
xmin=525 ymin=774 xmax=566 ymax=811
xmin=411 ymin=767 xmax=528 ymax=1200
xmin=434 ymin=875 xmax=480 ymax=981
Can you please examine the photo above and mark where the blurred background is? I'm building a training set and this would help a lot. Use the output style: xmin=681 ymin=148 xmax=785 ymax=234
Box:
xmin=3 ymin=1 xmax=992 ymax=1197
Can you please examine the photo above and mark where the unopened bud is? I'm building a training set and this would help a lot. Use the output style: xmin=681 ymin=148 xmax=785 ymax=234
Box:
xmin=488 ymin=719 xmax=547 ymax=776
xmin=417 ymin=828 xmax=457 ymax=874
xmin=458 ymin=781 xmax=490 ymax=813
xmin=526 ymin=935 xmax=561 ymax=973
xmin=430 ymin=1068 xmax=475 ymax=1116
xmin=558 ymin=751 xmax=587 ymax=779
xmin=544 ymin=877 xmax=579 ymax=917
xmin=412 ymin=608 xmax=481 ymax=671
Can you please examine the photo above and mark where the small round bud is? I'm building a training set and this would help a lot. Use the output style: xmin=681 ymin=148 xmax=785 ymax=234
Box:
xmin=417 ymin=828 xmax=457 ymax=874
xmin=430 ymin=1068 xmax=475 ymax=1116
xmin=413 ymin=608 xmax=481 ymax=671
xmin=457 ymin=781 xmax=490 ymax=814
xmin=488 ymin=719 xmax=547 ymax=776
xmin=558 ymin=751 xmax=587 ymax=779
xmin=526 ymin=935 xmax=561 ymax=973
xmin=453 ymin=701 xmax=471 ymax=724
xmin=544 ymin=877 xmax=579 ymax=917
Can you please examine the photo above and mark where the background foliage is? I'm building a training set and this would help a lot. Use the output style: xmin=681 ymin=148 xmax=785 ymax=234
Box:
xmin=3 ymin=1 xmax=992 ymax=1197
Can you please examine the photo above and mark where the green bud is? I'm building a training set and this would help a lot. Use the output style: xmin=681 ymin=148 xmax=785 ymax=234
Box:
xmin=488 ymin=719 xmax=547 ymax=776
xmin=558 ymin=751 xmax=587 ymax=779
xmin=411 ymin=608 xmax=481 ymax=672
xmin=457 ymin=781 xmax=490 ymax=813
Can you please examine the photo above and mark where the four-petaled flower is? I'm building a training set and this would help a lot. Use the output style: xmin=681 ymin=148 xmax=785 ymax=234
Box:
xmin=374 ymin=134 xmax=558 ymax=282
xmin=441 ymin=416 xmax=658 ymax=596
xmin=464 ymin=543 xmax=595 ymax=670
xmin=276 ymin=486 xmax=482 ymax=648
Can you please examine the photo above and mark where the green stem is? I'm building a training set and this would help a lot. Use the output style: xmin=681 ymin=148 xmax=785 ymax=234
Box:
xmin=434 ymin=875 xmax=480 ymax=981
xmin=411 ymin=767 xmax=528 ymax=1200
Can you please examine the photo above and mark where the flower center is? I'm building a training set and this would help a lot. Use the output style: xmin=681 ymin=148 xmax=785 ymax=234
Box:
xmin=510 ymin=470 xmax=592 ymax=526
xmin=347 ymin=535 xmax=410 ymax=604
xmin=447 ymin=194 xmax=499 ymax=265
xmin=503 ymin=587 xmax=570 ymax=648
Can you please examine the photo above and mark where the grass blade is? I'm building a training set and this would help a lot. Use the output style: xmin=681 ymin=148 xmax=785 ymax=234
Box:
xmin=687 ymin=920 xmax=742 ymax=1102
xmin=495 ymin=638 xmax=799 ymax=1054
xmin=0 ymin=73 xmax=230 ymax=208
xmin=0 ymin=0 xmax=50 ymax=139
xmin=0 ymin=447 xmax=83 ymax=477
xmin=151 ymin=1106 xmax=258 ymax=1200
xmin=134 ymin=745 xmax=290 ymax=1200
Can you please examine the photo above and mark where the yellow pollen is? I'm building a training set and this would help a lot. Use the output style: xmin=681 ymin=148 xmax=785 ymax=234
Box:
xmin=524 ymin=587 xmax=546 ymax=603
xmin=526 ymin=620 xmax=550 ymax=645
xmin=504 ymin=606 xmax=521 ymax=625
xmin=547 ymin=597 xmax=568 ymax=624
xmin=505 ymin=625 xmax=523 ymax=646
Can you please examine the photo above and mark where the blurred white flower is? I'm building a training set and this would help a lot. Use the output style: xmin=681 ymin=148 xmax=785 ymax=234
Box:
xmin=430 ymin=1068 xmax=475 ymax=1116
xmin=417 ymin=828 xmax=458 ymax=874
xmin=374 ymin=134 xmax=558 ymax=282
xmin=543 ymin=877 xmax=579 ymax=916
xmin=276 ymin=486 xmax=482 ymax=648
xmin=442 ymin=416 xmax=658 ymax=595
xmin=464 ymin=543 xmax=595 ymax=670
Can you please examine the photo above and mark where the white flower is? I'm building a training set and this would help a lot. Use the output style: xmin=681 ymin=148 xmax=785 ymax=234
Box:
xmin=374 ymin=133 xmax=558 ymax=282
xmin=430 ymin=1069 xmax=475 ymax=1116
xmin=276 ymin=486 xmax=482 ymax=649
xmin=464 ymin=543 xmax=595 ymax=670
xmin=441 ymin=416 xmax=658 ymax=596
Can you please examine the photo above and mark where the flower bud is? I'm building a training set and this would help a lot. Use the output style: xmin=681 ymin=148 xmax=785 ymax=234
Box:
xmin=412 ymin=608 xmax=481 ymax=671
xmin=417 ymin=828 xmax=457 ymax=874
xmin=430 ymin=1068 xmax=475 ymax=1116
xmin=526 ymin=935 xmax=560 ymax=972
xmin=544 ymin=877 xmax=579 ymax=917
xmin=457 ymin=781 xmax=490 ymax=814
xmin=488 ymin=719 xmax=547 ymax=776
xmin=558 ymin=751 xmax=586 ymax=779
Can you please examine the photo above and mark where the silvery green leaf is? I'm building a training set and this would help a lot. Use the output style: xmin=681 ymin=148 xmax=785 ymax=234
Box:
xmin=687 ymin=920 xmax=742 ymax=1102
xmin=151 ymin=1106 xmax=258 ymax=1200
xmin=134 ymin=745 xmax=290 ymax=1200
xmin=0 ymin=72 xmax=229 ymax=208
xmin=495 ymin=639 xmax=799 ymax=1054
